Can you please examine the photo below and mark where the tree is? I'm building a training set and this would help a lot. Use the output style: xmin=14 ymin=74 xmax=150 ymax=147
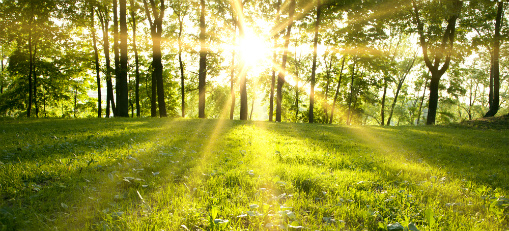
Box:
xmin=412 ymin=0 xmax=463 ymax=125
xmin=117 ymin=0 xmax=129 ymax=117
xmin=484 ymin=1 xmax=504 ymax=117
xmin=97 ymin=5 xmax=116 ymax=117
xmin=143 ymin=0 xmax=167 ymax=117
xmin=198 ymin=0 xmax=207 ymax=118
xmin=308 ymin=0 xmax=321 ymax=123
xmin=269 ymin=0 xmax=282 ymax=122
xmin=130 ymin=0 xmax=141 ymax=117
xmin=276 ymin=0 xmax=296 ymax=122
xmin=330 ymin=56 xmax=345 ymax=124
xmin=91 ymin=4 xmax=102 ymax=118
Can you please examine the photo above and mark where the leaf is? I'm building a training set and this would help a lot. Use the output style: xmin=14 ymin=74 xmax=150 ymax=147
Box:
xmin=425 ymin=208 xmax=435 ymax=228
xmin=387 ymin=222 xmax=404 ymax=231
xmin=408 ymin=222 xmax=420 ymax=231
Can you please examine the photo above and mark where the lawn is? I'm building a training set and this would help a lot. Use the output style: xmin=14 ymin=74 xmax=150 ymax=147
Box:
xmin=0 ymin=118 xmax=508 ymax=230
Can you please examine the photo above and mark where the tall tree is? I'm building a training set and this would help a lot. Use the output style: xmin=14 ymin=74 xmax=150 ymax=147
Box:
xmin=269 ymin=0 xmax=282 ymax=122
xmin=130 ymin=0 xmax=141 ymax=117
xmin=330 ymin=56 xmax=345 ymax=124
xmin=91 ymin=4 xmax=102 ymax=118
xmin=234 ymin=0 xmax=248 ymax=120
xmin=143 ymin=0 xmax=167 ymax=117
xmin=412 ymin=0 xmax=463 ymax=125
xmin=387 ymin=55 xmax=416 ymax=125
xmin=171 ymin=0 xmax=189 ymax=118
xmin=309 ymin=0 xmax=321 ymax=123
xmin=116 ymin=0 xmax=129 ymax=117
xmin=97 ymin=8 xmax=116 ymax=117
xmin=276 ymin=0 xmax=296 ymax=122
xmin=484 ymin=1 xmax=504 ymax=117
xmin=198 ymin=0 xmax=207 ymax=118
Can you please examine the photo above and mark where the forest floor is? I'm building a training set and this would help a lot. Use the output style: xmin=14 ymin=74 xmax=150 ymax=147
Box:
xmin=0 ymin=117 xmax=508 ymax=230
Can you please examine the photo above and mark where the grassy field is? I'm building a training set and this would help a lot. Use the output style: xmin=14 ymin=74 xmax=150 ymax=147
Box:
xmin=0 ymin=118 xmax=508 ymax=230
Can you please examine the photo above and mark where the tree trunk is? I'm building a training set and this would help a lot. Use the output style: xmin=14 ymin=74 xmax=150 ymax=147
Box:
xmin=91 ymin=6 xmax=102 ymax=118
xmin=412 ymin=0 xmax=462 ymax=125
xmin=117 ymin=0 xmax=129 ymax=117
xmin=309 ymin=0 xmax=321 ymax=123
xmin=416 ymin=78 xmax=428 ymax=125
xmin=250 ymin=95 xmax=255 ymax=120
xmin=130 ymin=0 xmax=140 ymax=117
xmin=295 ymin=66 xmax=299 ymax=121
xmin=33 ymin=43 xmax=38 ymax=118
xmin=198 ymin=0 xmax=207 ymax=118
xmin=98 ymin=11 xmax=116 ymax=117
xmin=323 ymin=56 xmax=332 ymax=123
xmin=74 ymin=87 xmax=77 ymax=118
xmin=380 ymin=77 xmax=387 ymax=126
xmin=230 ymin=21 xmax=236 ymax=120
xmin=276 ymin=0 xmax=296 ymax=122
xmin=330 ymin=57 xmax=345 ymax=124
xmin=28 ymin=20 xmax=33 ymax=118
xmin=484 ymin=1 xmax=503 ymax=117
xmin=387 ymin=57 xmax=415 ymax=125
xmin=347 ymin=60 xmax=356 ymax=125
xmin=178 ymin=12 xmax=185 ymax=118
xmin=113 ymin=0 xmax=120 ymax=116
xmin=269 ymin=0 xmax=281 ymax=122
xmin=238 ymin=3 xmax=248 ymax=121
xmin=0 ymin=50 xmax=3 ymax=95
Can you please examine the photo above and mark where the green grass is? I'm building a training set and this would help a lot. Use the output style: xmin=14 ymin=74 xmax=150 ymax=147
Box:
xmin=0 ymin=118 xmax=508 ymax=230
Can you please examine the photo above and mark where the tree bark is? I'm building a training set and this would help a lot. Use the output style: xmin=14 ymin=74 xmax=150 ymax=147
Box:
xmin=323 ymin=55 xmax=332 ymax=123
xmin=387 ymin=57 xmax=416 ymax=125
xmin=1 ymin=46 xmax=4 ymax=94
xmin=230 ymin=19 xmax=236 ymax=120
xmin=143 ymin=0 xmax=167 ymax=117
xmin=416 ymin=78 xmax=428 ymax=125
xmin=309 ymin=0 xmax=321 ymax=123
xmin=330 ymin=57 xmax=345 ymax=124
xmin=113 ymin=0 xmax=121 ymax=116
xmin=130 ymin=0 xmax=140 ymax=117
xmin=412 ymin=0 xmax=462 ymax=125
xmin=27 ymin=18 xmax=33 ymax=118
xmin=238 ymin=1 xmax=248 ymax=121
xmin=117 ymin=0 xmax=129 ymax=117
xmin=178 ymin=11 xmax=185 ymax=118
xmin=484 ymin=1 xmax=503 ymax=117
xmin=269 ymin=0 xmax=281 ymax=122
xmin=98 ymin=10 xmax=116 ymax=117
xmin=91 ymin=6 xmax=102 ymax=118
xmin=198 ymin=0 xmax=207 ymax=118
xmin=346 ymin=60 xmax=356 ymax=125
xmin=380 ymin=77 xmax=388 ymax=125
xmin=276 ymin=0 xmax=296 ymax=122
xmin=33 ymin=43 xmax=38 ymax=118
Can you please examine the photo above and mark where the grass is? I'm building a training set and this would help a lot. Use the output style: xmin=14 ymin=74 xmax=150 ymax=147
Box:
xmin=0 ymin=117 xmax=508 ymax=230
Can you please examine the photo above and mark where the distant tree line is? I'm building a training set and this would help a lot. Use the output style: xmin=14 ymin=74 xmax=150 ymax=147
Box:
xmin=0 ymin=0 xmax=507 ymax=125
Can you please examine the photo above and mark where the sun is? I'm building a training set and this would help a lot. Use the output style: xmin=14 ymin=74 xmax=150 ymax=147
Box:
xmin=238 ymin=31 xmax=271 ymax=68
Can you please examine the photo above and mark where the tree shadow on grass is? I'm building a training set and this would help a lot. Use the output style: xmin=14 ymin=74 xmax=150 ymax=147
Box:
xmin=0 ymin=118 xmax=244 ymax=230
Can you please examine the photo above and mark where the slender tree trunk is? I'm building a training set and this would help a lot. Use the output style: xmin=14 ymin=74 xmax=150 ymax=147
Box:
xmin=130 ymin=0 xmax=140 ymax=117
xmin=323 ymin=56 xmax=332 ymax=123
xmin=330 ymin=57 xmax=345 ymax=124
xmin=238 ymin=2 xmax=248 ymax=121
xmin=230 ymin=22 xmax=236 ymax=120
xmin=0 ymin=49 xmax=3 ymax=95
xmin=417 ymin=78 xmax=428 ymax=125
xmin=269 ymin=0 xmax=281 ymax=122
xmin=33 ymin=43 xmax=38 ymax=118
xmin=198 ymin=0 xmax=207 ymax=118
xmin=309 ymin=0 xmax=321 ymax=123
xmin=91 ymin=6 xmax=102 ymax=118
xmin=178 ymin=13 xmax=186 ymax=118
xmin=381 ymin=77 xmax=387 ymax=125
xmin=276 ymin=0 xmax=296 ymax=122
xmin=155 ymin=21 xmax=167 ymax=117
xmin=28 ymin=19 xmax=33 ymax=118
xmin=74 ymin=87 xmax=77 ymax=118
xmin=485 ymin=1 xmax=503 ymax=117
xmin=347 ymin=60 xmax=356 ymax=125
xmin=98 ymin=12 xmax=116 ymax=117
xmin=113 ymin=0 xmax=121 ymax=116
xmin=117 ymin=0 xmax=129 ymax=117
xmin=295 ymin=61 xmax=299 ymax=121
xmin=387 ymin=57 xmax=416 ymax=125
xmin=250 ymin=95 xmax=255 ymax=120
